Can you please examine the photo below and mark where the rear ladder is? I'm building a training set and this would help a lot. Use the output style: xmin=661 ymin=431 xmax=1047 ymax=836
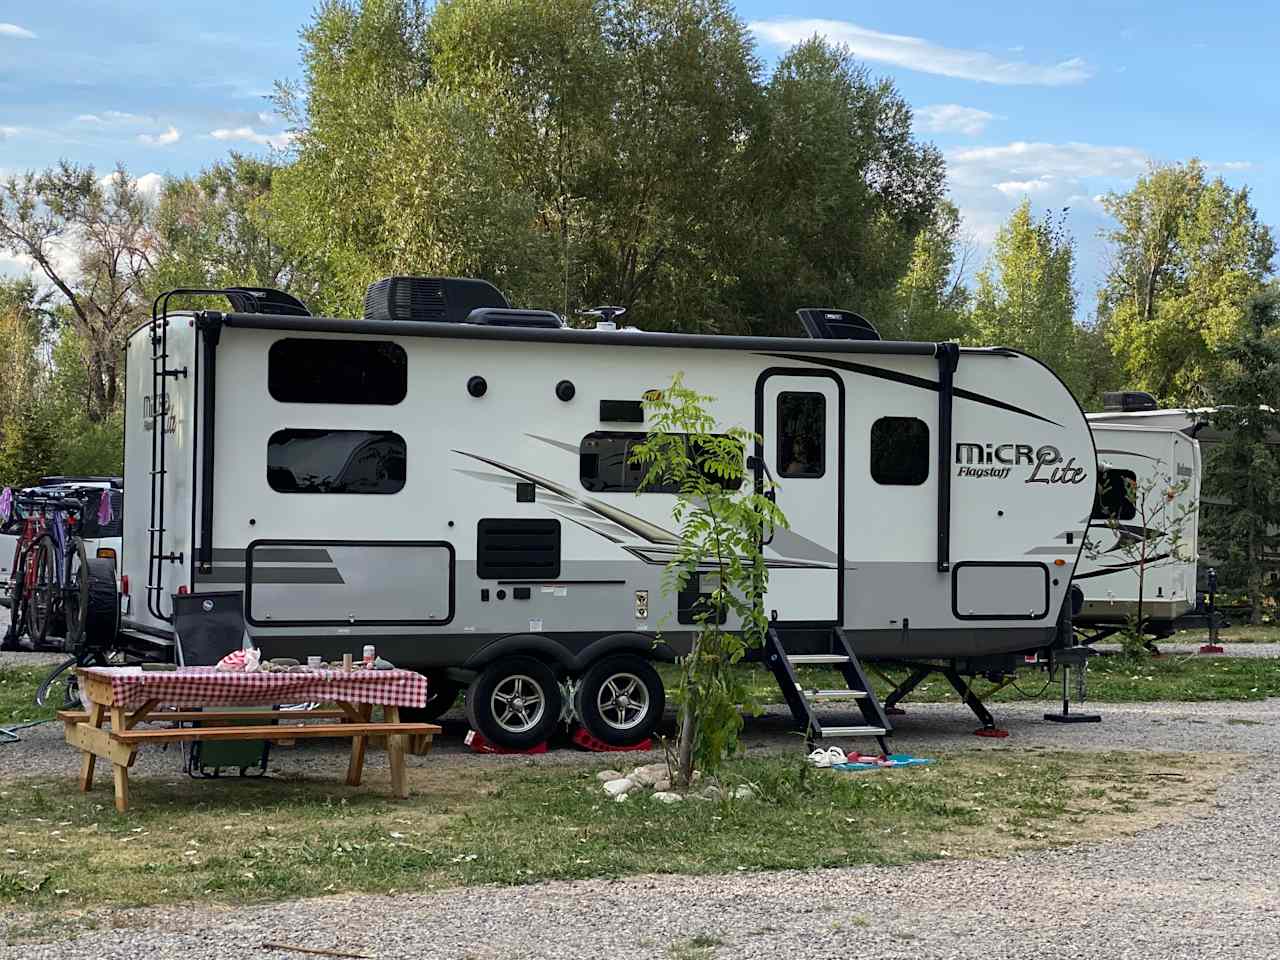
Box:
xmin=145 ymin=295 xmax=189 ymax=622
xmin=765 ymin=625 xmax=891 ymax=754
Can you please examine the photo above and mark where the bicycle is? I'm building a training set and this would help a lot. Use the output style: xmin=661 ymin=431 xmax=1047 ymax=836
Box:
xmin=2 ymin=495 xmax=94 ymax=650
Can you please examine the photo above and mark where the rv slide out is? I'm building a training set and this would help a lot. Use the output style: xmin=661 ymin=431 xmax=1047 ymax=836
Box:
xmin=117 ymin=278 xmax=1098 ymax=748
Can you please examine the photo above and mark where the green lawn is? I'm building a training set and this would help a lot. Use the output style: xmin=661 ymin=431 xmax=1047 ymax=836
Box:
xmin=0 ymin=667 xmax=58 ymax=728
xmin=0 ymin=749 xmax=1217 ymax=920
xmin=1173 ymin=623 xmax=1280 ymax=644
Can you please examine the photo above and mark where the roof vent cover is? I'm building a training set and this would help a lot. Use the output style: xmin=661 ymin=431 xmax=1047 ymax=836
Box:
xmin=796 ymin=308 xmax=881 ymax=341
xmin=363 ymin=276 xmax=509 ymax=323
xmin=1102 ymin=391 xmax=1158 ymax=412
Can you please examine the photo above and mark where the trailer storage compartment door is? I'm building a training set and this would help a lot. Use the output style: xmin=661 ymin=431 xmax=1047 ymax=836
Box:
xmin=952 ymin=562 xmax=1049 ymax=620
xmin=245 ymin=540 xmax=454 ymax=626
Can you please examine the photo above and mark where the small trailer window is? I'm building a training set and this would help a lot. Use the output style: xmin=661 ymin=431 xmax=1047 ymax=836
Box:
xmin=777 ymin=392 xmax=826 ymax=478
xmin=580 ymin=432 xmax=742 ymax=493
xmin=870 ymin=417 xmax=930 ymax=485
xmin=268 ymin=338 xmax=407 ymax=405
xmin=267 ymin=429 xmax=406 ymax=494
xmin=1092 ymin=468 xmax=1137 ymax=521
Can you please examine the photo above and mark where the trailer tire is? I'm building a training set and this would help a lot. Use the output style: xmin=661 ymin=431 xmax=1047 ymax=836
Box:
xmin=573 ymin=654 xmax=665 ymax=746
xmin=465 ymin=656 xmax=562 ymax=749
xmin=401 ymin=675 xmax=460 ymax=723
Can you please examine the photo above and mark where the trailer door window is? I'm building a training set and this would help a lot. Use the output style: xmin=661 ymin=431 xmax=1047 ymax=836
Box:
xmin=777 ymin=392 xmax=826 ymax=478
xmin=268 ymin=429 xmax=406 ymax=494
xmin=870 ymin=417 xmax=930 ymax=485
xmin=580 ymin=431 xmax=742 ymax=493
xmin=269 ymin=338 xmax=407 ymax=405
xmin=1092 ymin=468 xmax=1136 ymax=521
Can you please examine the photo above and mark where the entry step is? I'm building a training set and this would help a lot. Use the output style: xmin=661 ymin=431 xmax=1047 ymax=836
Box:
xmin=801 ymin=688 xmax=868 ymax=700
xmin=786 ymin=654 xmax=850 ymax=665
xmin=818 ymin=725 xmax=887 ymax=737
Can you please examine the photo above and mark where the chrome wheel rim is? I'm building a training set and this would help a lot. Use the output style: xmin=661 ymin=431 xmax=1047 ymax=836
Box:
xmin=491 ymin=674 xmax=546 ymax=734
xmin=596 ymin=672 xmax=650 ymax=731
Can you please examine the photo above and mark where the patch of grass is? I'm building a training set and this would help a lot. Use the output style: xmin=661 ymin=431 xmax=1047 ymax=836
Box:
xmin=0 ymin=667 xmax=57 ymax=727
xmin=1174 ymin=624 xmax=1280 ymax=644
xmin=669 ymin=934 xmax=723 ymax=959
xmin=667 ymin=656 xmax=1280 ymax=707
xmin=0 ymin=749 xmax=1224 ymax=923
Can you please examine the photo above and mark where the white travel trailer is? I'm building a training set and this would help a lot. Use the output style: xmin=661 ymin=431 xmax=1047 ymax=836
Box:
xmin=1074 ymin=421 xmax=1201 ymax=638
xmin=111 ymin=279 xmax=1098 ymax=748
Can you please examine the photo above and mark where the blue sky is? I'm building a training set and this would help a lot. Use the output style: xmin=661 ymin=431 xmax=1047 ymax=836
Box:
xmin=1 ymin=1 xmax=1275 ymax=311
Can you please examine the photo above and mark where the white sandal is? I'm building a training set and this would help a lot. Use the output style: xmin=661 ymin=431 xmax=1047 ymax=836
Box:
xmin=806 ymin=746 xmax=848 ymax=768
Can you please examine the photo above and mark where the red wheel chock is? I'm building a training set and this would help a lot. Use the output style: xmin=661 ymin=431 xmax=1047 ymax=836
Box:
xmin=1199 ymin=644 xmax=1224 ymax=654
xmin=974 ymin=727 xmax=1009 ymax=738
xmin=464 ymin=729 xmax=548 ymax=755
xmin=570 ymin=727 xmax=653 ymax=753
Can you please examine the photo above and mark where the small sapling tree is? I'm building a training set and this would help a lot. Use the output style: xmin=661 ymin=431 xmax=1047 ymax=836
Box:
xmin=630 ymin=374 xmax=786 ymax=789
xmin=1087 ymin=463 xmax=1195 ymax=656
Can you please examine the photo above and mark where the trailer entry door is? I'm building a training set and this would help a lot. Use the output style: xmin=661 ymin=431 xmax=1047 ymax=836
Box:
xmin=758 ymin=373 xmax=842 ymax=624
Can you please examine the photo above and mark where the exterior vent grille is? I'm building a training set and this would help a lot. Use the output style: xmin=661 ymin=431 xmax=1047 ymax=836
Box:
xmin=477 ymin=519 xmax=561 ymax=580
xmin=363 ymin=276 xmax=509 ymax=323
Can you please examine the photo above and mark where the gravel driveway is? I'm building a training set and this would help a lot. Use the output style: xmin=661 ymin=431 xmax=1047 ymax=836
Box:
xmin=2 ymin=693 xmax=1277 ymax=959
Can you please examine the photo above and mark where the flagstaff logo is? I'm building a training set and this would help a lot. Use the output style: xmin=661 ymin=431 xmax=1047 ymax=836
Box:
xmin=955 ymin=443 xmax=1088 ymax=485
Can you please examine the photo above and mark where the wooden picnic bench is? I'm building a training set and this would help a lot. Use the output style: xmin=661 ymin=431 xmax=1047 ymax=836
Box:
xmin=64 ymin=666 xmax=441 ymax=812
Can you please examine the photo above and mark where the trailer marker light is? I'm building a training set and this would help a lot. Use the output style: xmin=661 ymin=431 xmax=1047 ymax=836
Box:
xmin=96 ymin=547 xmax=117 ymax=562
xmin=1054 ymin=559 xmax=1066 ymax=566
xmin=121 ymin=575 xmax=130 ymax=596
xmin=178 ymin=585 xmax=189 ymax=595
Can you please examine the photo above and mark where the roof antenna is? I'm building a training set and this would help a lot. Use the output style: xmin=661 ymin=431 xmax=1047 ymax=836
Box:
xmin=579 ymin=305 xmax=627 ymax=331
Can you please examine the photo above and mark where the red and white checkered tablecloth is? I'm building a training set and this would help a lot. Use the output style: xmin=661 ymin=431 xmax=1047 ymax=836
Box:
xmin=80 ymin=666 xmax=429 ymax=710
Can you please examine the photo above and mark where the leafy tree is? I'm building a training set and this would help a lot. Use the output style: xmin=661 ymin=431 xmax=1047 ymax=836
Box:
xmin=734 ymin=38 xmax=945 ymax=335
xmin=1202 ymin=288 xmax=1280 ymax=623
xmin=631 ymin=375 xmax=784 ymax=788
xmin=151 ymin=153 xmax=313 ymax=301
xmin=1100 ymin=160 xmax=1276 ymax=401
xmin=273 ymin=0 xmax=433 ymax=315
xmin=274 ymin=1 xmax=943 ymax=332
xmin=970 ymin=200 xmax=1083 ymax=392
xmin=883 ymin=201 xmax=973 ymax=341
xmin=0 ymin=162 xmax=155 ymax=421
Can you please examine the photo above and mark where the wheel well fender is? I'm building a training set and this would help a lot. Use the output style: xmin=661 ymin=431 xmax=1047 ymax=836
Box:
xmin=570 ymin=633 xmax=676 ymax=672
xmin=462 ymin=634 xmax=575 ymax=673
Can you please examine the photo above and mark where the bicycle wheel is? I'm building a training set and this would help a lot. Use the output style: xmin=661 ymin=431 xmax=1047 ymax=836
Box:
xmin=63 ymin=539 xmax=91 ymax=651
xmin=2 ymin=549 xmax=28 ymax=649
xmin=25 ymin=535 xmax=59 ymax=647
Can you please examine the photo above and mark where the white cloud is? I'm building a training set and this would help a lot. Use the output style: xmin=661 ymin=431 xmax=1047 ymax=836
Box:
xmin=75 ymin=114 xmax=103 ymax=124
xmin=994 ymin=176 xmax=1055 ymax=196
xmin=97 ymin=170 xmax=165 ymax=200
xmin=77 ymin=110 xmax=149 ymax=126
xmin=916 ymin=104 xmax=997 ymax=137
xmin=0 ymin=23 xmax=36 ymax=40
xmin=138 ymin=126 xmax=181 ymax=147
xmin=947 ymin=141 xmax=1149 ymax=189
xmin=749 ymin=19 xmax=1094 ymax=86
xmin=1216 ymin=160 xmax=1254 ymax=171
xmin=0 ymin=126 xmax=19 ymax=140
xmin=209 ymin=126 xmax=295 ymax=149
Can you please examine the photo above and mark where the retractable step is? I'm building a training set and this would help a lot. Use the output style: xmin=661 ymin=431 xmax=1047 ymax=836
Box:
xmin=800 ymin=687 xmax=868 ymax=701
xmin=819 ymin=725 xmax=887 ymax=737
xmin=765 ymin=626 xmax=892 ymax=754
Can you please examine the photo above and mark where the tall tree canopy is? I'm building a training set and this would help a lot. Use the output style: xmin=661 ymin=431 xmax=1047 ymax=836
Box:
xmin=271 ymin=0 xmax=944 ymax=332
xmin=1099 ymin=159 xmax=1276 ymax=402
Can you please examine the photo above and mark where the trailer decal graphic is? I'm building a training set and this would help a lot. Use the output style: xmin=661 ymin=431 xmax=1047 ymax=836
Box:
xmin=760 ymin=354 xmax=1064 ymax=428
xmin=452 ymin=450 xmax=833 ymax=570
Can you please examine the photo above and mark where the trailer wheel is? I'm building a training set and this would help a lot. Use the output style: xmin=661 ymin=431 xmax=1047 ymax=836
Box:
xmin=573 ymin=654 xmax=665 ymax=746
xmin=401 ymin=674 xmax=460 ymax=723
xmin=465 ymin=656 xmax=563 ymax=749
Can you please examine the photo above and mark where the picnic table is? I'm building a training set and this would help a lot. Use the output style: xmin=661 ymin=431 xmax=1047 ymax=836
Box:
xmin=62 ymin=666 xmax=441 ymax=812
